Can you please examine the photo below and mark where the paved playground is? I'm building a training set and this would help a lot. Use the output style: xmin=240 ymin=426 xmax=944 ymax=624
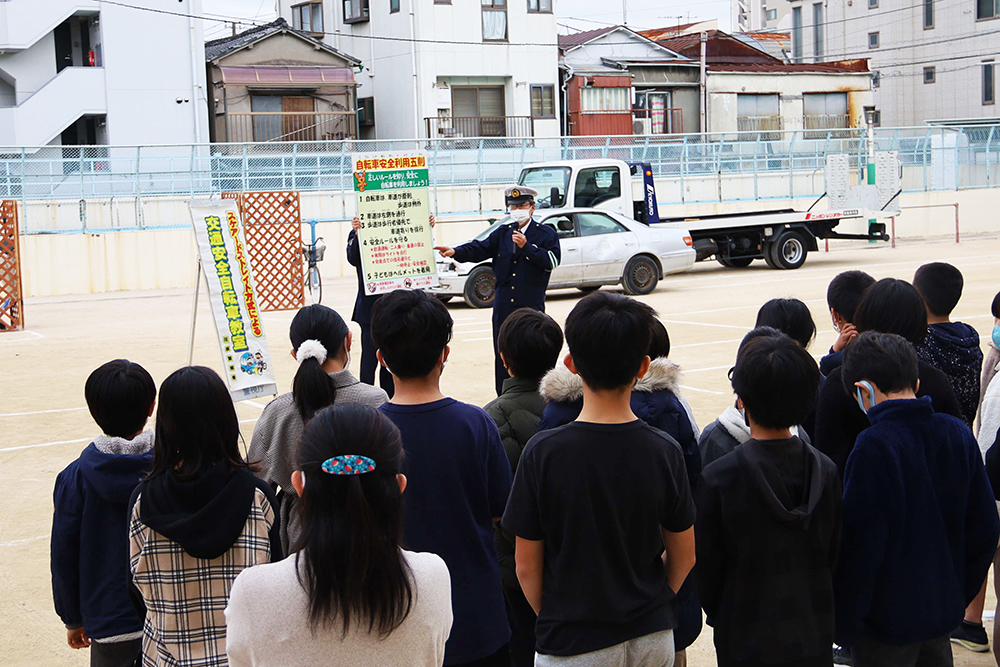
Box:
xmin=2 ymin=235 xmax=999 ymax=666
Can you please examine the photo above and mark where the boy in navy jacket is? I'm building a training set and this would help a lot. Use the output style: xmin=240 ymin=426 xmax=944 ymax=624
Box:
xmin=51 ymin=359 xmax=156 ymax=667
xmin=835 ymin=333 xmax=999 ymax=666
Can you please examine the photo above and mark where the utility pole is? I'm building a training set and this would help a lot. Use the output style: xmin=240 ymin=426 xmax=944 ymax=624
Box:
xmin=699 ymin=32 xmax=707 ymax=133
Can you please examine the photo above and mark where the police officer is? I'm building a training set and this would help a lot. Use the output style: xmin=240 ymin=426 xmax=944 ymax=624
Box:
xmin=435 ymin=185 xmax=561 ymax=395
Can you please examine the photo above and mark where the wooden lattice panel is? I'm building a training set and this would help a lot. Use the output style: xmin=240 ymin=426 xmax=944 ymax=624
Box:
xmin=0 ymin=200 xmax=24 ymax=331
xmin=223 ymin=191 xmax=305 ymax=312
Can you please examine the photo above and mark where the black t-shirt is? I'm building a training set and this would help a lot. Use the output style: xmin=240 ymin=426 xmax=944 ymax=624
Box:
xmin=502 ymin=420 xmax=696 ymax=656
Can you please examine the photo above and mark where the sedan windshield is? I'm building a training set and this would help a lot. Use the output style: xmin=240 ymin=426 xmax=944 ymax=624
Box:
xmin=474 ymin=217 xmax=511 ymax=241
xmin=519 ymin=167 xmax=571 ymax=208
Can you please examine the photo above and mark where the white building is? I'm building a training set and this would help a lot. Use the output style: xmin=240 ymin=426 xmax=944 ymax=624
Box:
xmin=277 ymin=0 xmax=561 ymax=140
xmin=0 ymin=0 xmax=208 ymax=147
xmin=787 ymin=0 xmax=999 ymax=127
xmin=733 ymin=0 xmax=791 ymax=33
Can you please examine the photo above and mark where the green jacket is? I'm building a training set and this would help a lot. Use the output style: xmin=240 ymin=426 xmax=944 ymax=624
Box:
xmin=483 ymin=376 xmax=545 ymax=590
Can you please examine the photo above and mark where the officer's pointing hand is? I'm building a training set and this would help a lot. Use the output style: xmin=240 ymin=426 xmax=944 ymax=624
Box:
xmin=512 ymin=229 xmax=527 ymax=248
xmin=434 ymin=246 xmax=455 ymax=258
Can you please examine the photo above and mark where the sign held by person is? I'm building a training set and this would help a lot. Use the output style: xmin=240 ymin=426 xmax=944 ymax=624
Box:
xmin=353 ymin=152 xmax=436 ymax=295
xmin=189 ymin=199 xmax=278 ymax=401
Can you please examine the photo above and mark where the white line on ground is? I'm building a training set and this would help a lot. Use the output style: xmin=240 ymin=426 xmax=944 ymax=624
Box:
xmin=0 ymin=407 xmax=88 ymax=418
xmin=0 ymin=536 xmax=48 ymax=547
xmin=681 ymin=364 xmax=733 ymax=374
xmin=679 ymin=384 xmax=728 ymax=396
xmin=0 ymin=437 xmax=90 ymax=453
xmin=0 ymin=330 xmax=46 ymax=343
xmin=661 ymin=319 xmax=750 ymax=330
xmin=454 ymin=321 xmax=492 ymax=327
xmin=673 ymin=337 xmax=746 ymax=349
xmin=243 ymin=400 xmax=269 ymax=410
xmin=456 ymin=329 xmax=492 ymax=335
xmin=461 ymin=337 xmax=495 ymax=342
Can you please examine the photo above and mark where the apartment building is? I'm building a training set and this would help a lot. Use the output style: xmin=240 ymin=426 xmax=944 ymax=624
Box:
xmin=277 ymin=0 xmax=561 ymax=140
xmin=787 ymin=0 xmax=999 ymax=127
xmin=733 ymin=0 xmax=792 ymax=33
xmin=0 ymin=0 xmax=208 ymax=147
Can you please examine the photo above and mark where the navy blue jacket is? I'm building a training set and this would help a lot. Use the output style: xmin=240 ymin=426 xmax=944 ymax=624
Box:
xmin=51 ymin=442 xmax=152 ymax=639
xmin=346 ymin=229 xmax=379 ymax=325
xmin=452 ymin=219 xmax=560 ymax=311
xmin=834 ymin=397 xmax=1000 ymax=646
xmin=819 ymin=347 xmax=843 ymax=377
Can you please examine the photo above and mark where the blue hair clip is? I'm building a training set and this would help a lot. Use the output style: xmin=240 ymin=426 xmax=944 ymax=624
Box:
xmin=321 ymin=455 xmax=376 ymax=475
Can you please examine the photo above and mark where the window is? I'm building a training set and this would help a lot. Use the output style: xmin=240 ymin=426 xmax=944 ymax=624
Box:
xmin=574 ymin=170 xmax=622 ymax=209
xmin=813 ymin=3 xmax=824 ymax=59
xmin=868 ymin=31 xmax=880 ymax=48
xmin=580 ymin=87 xmax=629 ymax=112
xmin=530 ymin=85 xmax=555 ymax=118
xmin=791 ymin=7 xmax=802 ymax=61
xmin=451 ymin=86 xmax=506 ymax=136
xmin=521 ymin=167 xmax=571 ymax=207
xmin=872 ymin=71 xmax=880 ymax=88
xmin=544 ymin=215 xmax=575 ymax=238
xmin=344 ymin=0 xmax=368 ymax=23
xmin=868 ymin=0 xmax=878 ymax=7
xmin=357 ymin=97 xmax=375 ymax=127
xmin=737 ymin=93 xmax=781 ymax=136
xmin=804 ymin=92 xmax=849 ymax=137
xmin=863 ymin=106 xmax=881 ymax=127
xmin=527 ymin=0 xmax=552 ymax=12
xmin=482 ymin=0 xmax=507 ymax=41
xmin=924 ymin=0 xmax=934 ymax=28
xmin=390 ymin=0 xmax=399 ymax=12
xmin=923 ymin=66 xmax=936 ymax=83
xmin=292 ymin=2 xmax=323 ymax=33
xmin=766 ymin=8 xmax=777 ymax=20
xmin=985 ymin=62 xmax=996 ymax=105
xmin=978 ymin=0 xmax=999 ymax=19
xmin=576 ymin=211 xmax=627 ymax=236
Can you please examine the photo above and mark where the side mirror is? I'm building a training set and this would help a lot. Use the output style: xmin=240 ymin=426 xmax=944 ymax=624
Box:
xmin=550 ymin=186 xmax=564 ymax=208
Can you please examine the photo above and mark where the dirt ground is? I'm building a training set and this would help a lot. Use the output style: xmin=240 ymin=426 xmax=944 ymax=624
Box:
xmin=3 ymin=236 xmax=999 ymax=666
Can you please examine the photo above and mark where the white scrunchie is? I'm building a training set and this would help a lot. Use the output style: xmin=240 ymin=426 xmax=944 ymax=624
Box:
xmin=296 ymin=339 xmax=328 ymax=365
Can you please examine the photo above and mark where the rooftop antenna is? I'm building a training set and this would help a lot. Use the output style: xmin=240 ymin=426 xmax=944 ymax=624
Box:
xmin=622 ymin=0 xmax=627 ymax=26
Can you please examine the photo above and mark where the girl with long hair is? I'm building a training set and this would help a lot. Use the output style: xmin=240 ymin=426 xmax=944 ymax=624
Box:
xmin=249 ymin=304 xmax=388 ymax=552
xmin=128 ymin=366 xmax=281 ymax=667
xmin=226 ymin=403 xmax=453 ymax=666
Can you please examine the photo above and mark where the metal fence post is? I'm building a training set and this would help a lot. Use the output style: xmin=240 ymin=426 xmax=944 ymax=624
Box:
xmin=987 ymin=126 xmax=996 ymax=188
xmin=432 ymin=139 xmax=440 ymax=214
xmin=788 ymin=131 xmax=797 ymax=200
xmin=954 ymin=203 xmax=960 ymax=243
xmin=19 ymin=148 xmax=27 ymax=234
xmin=340 ymin=140 xmax=348 ymax=220
xmin=477 ymin=139 xmax=485 ymax=215
xmin=241 ymin=143 xmax=249 ymax=193
xmin=134 ymin=146 xmax=144 ymax=229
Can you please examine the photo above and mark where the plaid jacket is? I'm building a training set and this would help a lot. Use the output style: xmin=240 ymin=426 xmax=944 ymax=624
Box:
xmin=129 ymin=488 xmax=275 ymax=667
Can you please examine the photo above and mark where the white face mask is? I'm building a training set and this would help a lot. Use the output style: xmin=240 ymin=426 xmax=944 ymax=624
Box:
xmin=510 ymin=209 xmax=531 ymax=225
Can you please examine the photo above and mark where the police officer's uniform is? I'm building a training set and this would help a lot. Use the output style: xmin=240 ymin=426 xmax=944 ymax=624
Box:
xmin=450 ymin=186 xmax=561 ymax=395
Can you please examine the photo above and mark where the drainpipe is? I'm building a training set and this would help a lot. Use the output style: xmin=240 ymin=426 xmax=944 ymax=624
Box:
xmin=699 ymin=32 xmax=707 ymax=134
xmin=560 ymin=64 xmax=574 ymax=136
xmin=188 ymin=0 xmax=203 ymax=143
xmin=409 ymin=0 xmax=420 ymax=139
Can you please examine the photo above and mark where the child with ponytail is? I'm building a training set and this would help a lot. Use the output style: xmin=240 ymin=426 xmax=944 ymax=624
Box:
xmin=226 ymin=403 xmax=453 ymax=667
xmin=250 ymin=304 xmax=388 ymax=552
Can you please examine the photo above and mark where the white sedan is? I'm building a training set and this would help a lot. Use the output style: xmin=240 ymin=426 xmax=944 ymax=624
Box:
xmin=430 ymin=208 xmax=695 ymax=308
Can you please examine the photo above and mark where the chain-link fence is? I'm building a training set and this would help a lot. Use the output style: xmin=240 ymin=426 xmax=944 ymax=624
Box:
xmin=2 ymin=124 xmax=997 ymax=234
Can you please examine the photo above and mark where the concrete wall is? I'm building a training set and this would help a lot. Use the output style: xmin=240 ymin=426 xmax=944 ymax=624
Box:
xmin=15 ymin=184 xmax=1000 ymax=297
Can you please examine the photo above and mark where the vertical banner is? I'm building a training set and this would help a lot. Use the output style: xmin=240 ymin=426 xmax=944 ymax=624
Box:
xmin=353 ymin=151 xmax=437 ymax=295
xmin=189 ymin=200 xmax=278 ymax=401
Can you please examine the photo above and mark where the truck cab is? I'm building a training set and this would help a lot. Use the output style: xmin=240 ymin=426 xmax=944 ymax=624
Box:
xmin=519 ymin=159 xmax=635 ymax=217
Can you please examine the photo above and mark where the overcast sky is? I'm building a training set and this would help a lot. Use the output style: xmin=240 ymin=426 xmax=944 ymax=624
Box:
xmin=201 ymin=0 xmax=732 ymax=41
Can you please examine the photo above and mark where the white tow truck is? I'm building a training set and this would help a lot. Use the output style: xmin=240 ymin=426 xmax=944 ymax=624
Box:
xmin=518 ymin=159 xmax=891 ymax=270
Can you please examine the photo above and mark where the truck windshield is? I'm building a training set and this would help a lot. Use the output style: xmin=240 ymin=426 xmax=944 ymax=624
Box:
xmin=519 ymin=167 xmax=571 ymax=208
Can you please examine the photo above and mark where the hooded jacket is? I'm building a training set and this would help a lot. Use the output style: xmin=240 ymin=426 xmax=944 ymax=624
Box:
xmin=699 ymin=406 xmax=812 ymax=469
xmin=51 ymin=433 xmax=153 ymax=640
xmin=696 ymin=437 xmax=842 ymax=665
xmin=916 ymin=321 xmax=983 ymax=426
xmin=537 ymin=358 xmax=704 ymax=651
xmin=834 ymin=397 xmax=999 ymax=647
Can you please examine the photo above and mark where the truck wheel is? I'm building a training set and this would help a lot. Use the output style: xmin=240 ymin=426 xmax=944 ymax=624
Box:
xmin=463 ymin=266 xmax=496 ymax=308
xmin=622 ymin=255 xmax=659 ymax=295
xmin=768 ymin=231 xmax=808 ymax=270
xmin=718 ymin=256 xmax=753 ymax=268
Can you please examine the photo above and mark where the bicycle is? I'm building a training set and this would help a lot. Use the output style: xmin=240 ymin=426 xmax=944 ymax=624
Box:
xmin=302 ymin=219 xmax=326 ymax=305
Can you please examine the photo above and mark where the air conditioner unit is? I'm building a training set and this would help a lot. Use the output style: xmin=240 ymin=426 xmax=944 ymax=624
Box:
xmin=633 ymin=118 xmax=652 ymax=135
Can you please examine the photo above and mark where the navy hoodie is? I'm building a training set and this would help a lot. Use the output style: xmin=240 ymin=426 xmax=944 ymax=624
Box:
xmin=834 ymin=397 xmax=999 ymax=646
xmin=916 ymin=322 xmax=983 ymax=426
xmin=51 ymin=437 xmax=153 ymax=639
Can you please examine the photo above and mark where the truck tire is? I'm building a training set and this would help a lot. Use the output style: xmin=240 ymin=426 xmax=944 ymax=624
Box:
xmin=718 ymin=256 xmax=754 ymax=268
xmin=622 ymin=255 xmax=659 ymax=295
xmin=463 ymin=266 xmax=496 ymax=308
xmin=768 ymin=231 xmax=808 ymax=270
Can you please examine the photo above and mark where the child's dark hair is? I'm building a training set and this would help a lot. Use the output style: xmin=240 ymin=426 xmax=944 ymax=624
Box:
xmin=294 ymin=403 xmax=413 ymax=637
xmin=841 ymin=331 xmax=919 ymax=396
xmin=648 ymin=319 xmax=671 ymax=360
xmin=497 ymin=308 xmax=563 ymax=382
xmin=565 ymin=292 xmax=656 ymax=390
xmin=913 ymin=262 xmax=964 ymax=318
xmin=754 ymin=298 xmax=816 ymax=349
xmin=853 ymin=278 xmax=928 ymax=345
xmin=993 ymin=291 xmax=1000 ymax=319
xmin=370 ymin=290 xmax=453 ymax=378
xmin=290 ymin=305 xmax=350 ymax=421
xmin=149 ymin=366 xmax=247 ymax=481
xmin=731 ymin=333 xmax=820 ymax=429
xmin=826 ymin=270 xmax=876 ymax=323
xmin=84 ymin=359 xmax=156 ymax=438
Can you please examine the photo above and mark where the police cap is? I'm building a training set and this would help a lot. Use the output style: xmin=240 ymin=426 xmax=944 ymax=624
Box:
xmin=505 ymin=185 xmax=538 ymax=207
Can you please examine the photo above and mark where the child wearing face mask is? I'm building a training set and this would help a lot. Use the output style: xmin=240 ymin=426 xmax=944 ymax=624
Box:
xmin=834 ymin=331 xmax=999 ymax=667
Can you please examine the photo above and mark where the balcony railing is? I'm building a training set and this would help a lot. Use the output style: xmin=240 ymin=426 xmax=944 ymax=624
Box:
xmin=225 ymin=112 xmax=356 ymax=143
xmin=737 ymin=115 xmax=784 ymax=140
xmin=425 ymin=116 xmax=534 ymax=139
xmin=804 ymin=114 xmax=851 ymax=139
